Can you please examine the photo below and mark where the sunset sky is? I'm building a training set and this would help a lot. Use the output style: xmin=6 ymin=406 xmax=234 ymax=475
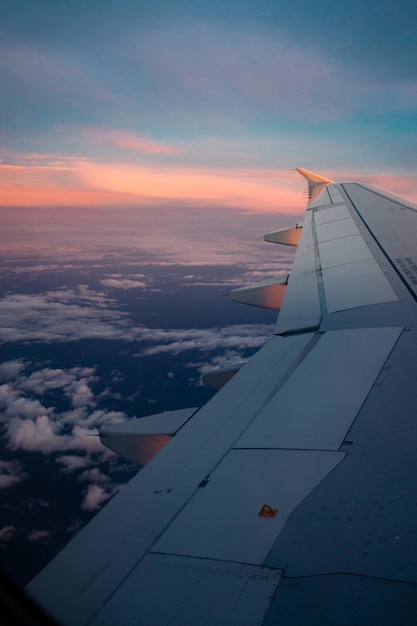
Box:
xmin=1 ymin=0 xmax=417 ymax=210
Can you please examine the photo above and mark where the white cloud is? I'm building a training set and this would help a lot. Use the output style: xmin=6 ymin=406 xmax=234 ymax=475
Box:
xmin=18 ymin=366 xmax=97 ymax=400
xmin=0 ymin=384 xmax=51 ymax=420
xmin=0 ymin=360 xmax=136 ymax=519
xmin=0 ymin=288 xmax=130 ymax=343
xmin=61 ymin=408 xmax=125 ymax=429
xmin=100 ymin=278 xmax=147 ymax=289
xmin=7 ymin=415 xmax=70 ymax=455
xmin=139 ymin=323 xmax=274 ymax=356
xmin=0 ymin=460 xmax=28 ymax=489
xmin=0 ymin=359 xmax=27 ymax=380
xmin=0 ymin=526 xmax=16 ymax=544
xmin=0 ymin=284 xmax=276 ymax=356
xmin=0 ymin=361 xmax=128 ymax=460
xmin=56 ymin=454 xmax=92 ymax=473
xmin=81 ymin=483 xmax=120 ymax=512
xmin=186 ymin=350 xmax=247 ymax=375
xmin=78 ymin=467 xmax=110 ymax=484
xmin=69 ymin=378 xmax=96 ymax=408
xmin=27 ymin=529 xmax=53 ymax=544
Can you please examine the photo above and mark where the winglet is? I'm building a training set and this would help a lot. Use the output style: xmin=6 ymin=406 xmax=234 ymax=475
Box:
xmin=296 ymin=168 xmax=333 ymax=203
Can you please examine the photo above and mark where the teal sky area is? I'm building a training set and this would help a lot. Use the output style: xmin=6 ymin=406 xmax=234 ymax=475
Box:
xmin=1 ymin=0 xmax=417 ymax=208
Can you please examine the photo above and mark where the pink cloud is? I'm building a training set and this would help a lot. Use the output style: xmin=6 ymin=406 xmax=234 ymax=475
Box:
xmin=2 ymin=146 xmax=417 ymax=212
xmin=0 ymin=460 xmax=28 ymax=489
xmin=0 ymin=156 xmax=303 ymax=212
xmin=56 ymin=455 xmax=92 ymax=473
xmin=7 ymin=415 xmax=70 ymax=455
xmin=0 ymin=526 xmax=16 ymax=543
xmin=100 ymin=278 xmax=148 ymax=289
xmin=27 ymin=529 xmax=52 ymax=543
xmin=81 ymin=483 xmax=119 ymax=512
xmin=83 ymin=127 xmax=180 ymax=155
xmin=80 ymin=161 xmax=303 ymax=212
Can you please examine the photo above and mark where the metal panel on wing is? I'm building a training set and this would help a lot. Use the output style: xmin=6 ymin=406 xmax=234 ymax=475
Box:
xmin=236 ymin=327 xmax=402 ymax=451
xmin=314 ymin=203 xmax=351 ymax=225
xmin=90 ymin=554 xmax=282 ymax=626
xmin=315 ymin=215 xmax=360 ymax=242
xmin=322 ymin=259 xmax=398 ymax=312
xmin=318 ymin=234 xmax=373 ymax=270
xmin=152 ymin=449 xmax=344 ymax=565
xmin=327 ymin=186 xmax=345 ymax=204
xmin=342 ymin=182 xmax=417 ymax=299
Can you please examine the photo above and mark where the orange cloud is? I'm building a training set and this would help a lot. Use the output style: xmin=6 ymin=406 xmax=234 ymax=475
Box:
xmin=0 ymin=163 xmax=138 ymax=207
xmin=80 ymin=162 xmax=303 ymax=211
xmin=2 ymin=157 xmax=417 ymax=213
xmin=0 ymin=160 xmax=303 ymax=212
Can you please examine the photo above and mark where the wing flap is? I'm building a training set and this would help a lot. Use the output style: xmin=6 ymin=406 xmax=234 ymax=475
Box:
xmin=263 ymin=225 xmax=302 ymax=246
xmin=230 ymin=276 xmax=287 ymax=309
xmin=99 ymin=407 xmax=199 ymax=465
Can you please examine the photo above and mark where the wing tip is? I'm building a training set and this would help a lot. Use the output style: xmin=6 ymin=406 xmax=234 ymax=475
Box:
xmin=296 ymin=168 xmax=334 ymax=202
xmin=296 ymin=168 xmax=334 ymax=185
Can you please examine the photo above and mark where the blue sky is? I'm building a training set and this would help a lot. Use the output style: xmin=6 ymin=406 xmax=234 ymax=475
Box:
xmin=1 ymin=0 xmax=417 ymax=208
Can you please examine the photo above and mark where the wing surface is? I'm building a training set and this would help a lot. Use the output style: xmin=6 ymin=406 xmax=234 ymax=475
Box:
xmin=28 ymin=171 xmax=417 ymax=625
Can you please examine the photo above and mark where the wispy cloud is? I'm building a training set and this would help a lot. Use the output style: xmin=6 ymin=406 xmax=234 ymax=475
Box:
xmin=0 ymin=525 xmax=16 ymax=544
xmin=27 ymin=529 xmax=53 ymax=544
xmin=0 ymin=289 xmax=130 ymax=343
xmin=0 ymin=285 xmax=275 ymax=356
xmin=2 ymin=144 xmax=417 ymax=209
xmin=56 ymin=454 xmax=93 ymax=473
xmin=82 ymin=127 xmax=180 ymax=155
xmin=137 ymin=324 xmax=274 ymax=356
xmin=0 ymin=154 xmax=304 ymax=210
xmin=0 ymin=460 xmax=28 ymax=489
xmin=100 ymin=278 xmax=148 ymax=290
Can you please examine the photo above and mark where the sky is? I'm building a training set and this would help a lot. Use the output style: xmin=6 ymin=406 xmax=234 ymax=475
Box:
xmin=1 ymin=0 xmax=417 ymax=209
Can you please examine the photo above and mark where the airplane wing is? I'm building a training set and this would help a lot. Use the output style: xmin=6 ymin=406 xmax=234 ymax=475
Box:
xmin=27 ymin=169 xmax=417 ymax=625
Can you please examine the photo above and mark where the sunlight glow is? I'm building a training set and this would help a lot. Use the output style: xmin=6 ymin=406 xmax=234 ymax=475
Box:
xmin=0 ymin=161 xmax=303 ymax=212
